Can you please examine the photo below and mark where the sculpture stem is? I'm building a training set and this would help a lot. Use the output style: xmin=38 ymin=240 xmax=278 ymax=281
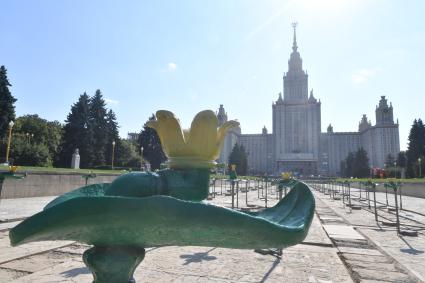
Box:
xmin=161 ymin=168 xmax=210 ymax=201
xmin=83 ymin=245 xmax=145 ymax=283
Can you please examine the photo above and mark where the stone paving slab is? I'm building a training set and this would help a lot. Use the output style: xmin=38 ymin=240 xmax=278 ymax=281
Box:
xmin=0 ymin=185 xmax=354 ymax=282
xmin=0 ymin=196 xmax=55 ymax=221
xmin=0 ymin=267 xmax=30 ymax=281
xmin=344 ymin=260 xmax=399 ymax=272
xmin=339 ymin=253 xmax=392 ymax=264
xmin=1 ymin=251 xmax=80 ymax=273
xmin=13 ymin=245 xmax=354 ymax=283
xmin=55 ymin=243 xmax=91 ymax=255
xmin=8 ymin=184 xmax=421 ymax=282
xmin=357 ymin=228 xmax=425 ymax=282
xmin=0 ymin=231 xmax=73 ymax=264
xmin=349 ymin=267 xmax=412 ymax=283
xmin=13 ymin=260 xmax=86 ymax=283
xmin=312 ymin=188 xmax=425 ymax=282
xmin=0 ymin=221 xmax=21 ymax=231
xmin=322 ymin=225 xmax=365 ymax=240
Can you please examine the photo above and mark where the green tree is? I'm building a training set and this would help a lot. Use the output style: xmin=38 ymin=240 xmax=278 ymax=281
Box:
xmin=10 ymin=136 xmax=50 ymax=166
xmin=58 ymin=91 xmax=123 ymax=169
xmin=88 ymin=90 xmax=109 ymax=166
xmin=105 ymin=109 xmax=120 ymax=165
xmin=353 ymin=147 xmax=370 ymax=178
xmin=0 ymin=66 xmax=17 ymax=138
xmin=228 ymin=143 xmax=248 ymax=175
xmin=341 ymin=149 xmax=369 ymax=178
xmin=345 ymin=152 xmax=355 ymax=177
xmin=115 ymin=139 xmax=140 ymax=168
xmin=58 ymin=93 xmax=92 ymax=168
xmin=406 ymin=119 xmax=425 ymax=177
xmin=385 ymin=154 xmax=395 ymax=168
xmin=340 ymin=160 xmax=347 ymax=177
xmin=397 ymin=151 xmax=407 ymax=168
xmin=46 ymin=121 xmax=63 ymax=164
xmin=11 ymin=115 xmax=62 ymax=166
xmin=139 ymin=115 xmax=167 ymax=170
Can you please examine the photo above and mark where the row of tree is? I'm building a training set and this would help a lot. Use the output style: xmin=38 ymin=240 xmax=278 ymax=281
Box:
xmin=228 ymin=143 xmax=248 ymax=175
xmin=0 ymin=65 xmax=144 ymax=168
xmin=340 ymin=118 xmax=424 ymax=178
xmin=56 ymin=90 xmax=141 ymax=168
xmin=2 ymin=63 xmax=425 ymax=175
xmin=406 ymin=119 xmax=425 ymax=177
xmin=340 ymin=147 xmax=371 ymax=178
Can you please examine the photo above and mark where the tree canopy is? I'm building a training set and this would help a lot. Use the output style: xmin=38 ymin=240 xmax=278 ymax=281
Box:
xmin=406 ymin=119 xmax=425 ymax=177
xmin=9 ymin=115 xmax=62 ymax=166
xmin=340 ymin=147 xmax=370 ymax=178
xmin=139 ymin=115 xmax=167 ymax=170
xmin=0 ymin=66 xmax=17 ymax=138
xmin=228 ymin=143 xmax=248 ymax=175
xmin=57 ymin=90 xmax=120 ymax=168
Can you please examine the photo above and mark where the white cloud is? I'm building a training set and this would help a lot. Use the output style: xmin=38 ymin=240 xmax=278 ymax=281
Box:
xmin=105 ymin=98 xmax=119 ymax=105
xmin=351 ymin=67 xmax=380 ymax=83
xmin=167 ymin=62 xmax=177 ymax=72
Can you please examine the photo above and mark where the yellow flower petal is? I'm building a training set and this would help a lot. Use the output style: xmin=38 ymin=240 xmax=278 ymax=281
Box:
xmin=147 ymin=109 xmax=239 ymax=169
xmin=187 ymin=110 xmax=218 ymax=159
xmin=213 ymin=120 xmax=240 ymax=159
xmin=182 ymin=129 xmax=190 ymax=142
xmin=146 ymin=110 xmax=185 ymax=157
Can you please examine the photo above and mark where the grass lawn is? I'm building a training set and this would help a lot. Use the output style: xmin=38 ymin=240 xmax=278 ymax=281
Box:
xmin=336 ymin=178 xmax=425 ymax=184
xmin=211 ymin=174 xmax=276 ymax=180
xmin=0 ymin=165 xmax=128 ymax=175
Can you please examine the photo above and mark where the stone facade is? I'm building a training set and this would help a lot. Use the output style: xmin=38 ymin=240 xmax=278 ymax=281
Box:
xmin=320 ymin=96 xmax=400 ymax=175
xmin=238 ymin=131 xmax=273 ymax=174
xmin=217 ymin=26 xmax=400 ymax=176
xmin=217 ymin=104 xmax=240 ymax=166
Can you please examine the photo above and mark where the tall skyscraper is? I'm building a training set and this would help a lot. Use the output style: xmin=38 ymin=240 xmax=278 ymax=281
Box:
xmin=218 ymin=24 xmax=400 ymax=176
xmin=273 ymin=23 xmax=321 ymax=175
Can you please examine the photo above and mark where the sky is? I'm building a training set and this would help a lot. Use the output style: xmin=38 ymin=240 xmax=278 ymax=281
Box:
xmin=1 ymin=0 xmax=424 ymax=150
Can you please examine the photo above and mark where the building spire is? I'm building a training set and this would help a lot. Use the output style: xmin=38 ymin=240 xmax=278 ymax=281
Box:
xmin=292 ymin=22 xmax=298 ymax=52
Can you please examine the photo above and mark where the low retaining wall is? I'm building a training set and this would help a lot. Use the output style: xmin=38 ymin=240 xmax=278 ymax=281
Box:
xmin=1 ymin=171 xmax=120 ymax=199
xmin=352 ymin=182 xmax=425 ymax=199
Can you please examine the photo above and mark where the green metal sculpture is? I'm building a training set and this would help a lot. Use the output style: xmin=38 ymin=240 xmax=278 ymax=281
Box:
xmin=10 ymin=110 xmax=315 ymax=283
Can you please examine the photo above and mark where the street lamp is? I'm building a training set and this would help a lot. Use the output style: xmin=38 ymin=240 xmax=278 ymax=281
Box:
xmin=111 ymin=141 xmax=116 ymax=170
xmin=394 ymin=161 xmax=397 ymax=179
xmin=140 ymin=146 xmax=144 ymax=171
xmin=419 ymin=158 xmax=422 ymax=178
xmin=5 ymin=120 xmax=14 ymax=164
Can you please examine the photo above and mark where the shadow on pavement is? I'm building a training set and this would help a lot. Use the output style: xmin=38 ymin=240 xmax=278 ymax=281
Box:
xmin=259 ymin=256 xmax=281 ymax=283
xmin=179 ymin=247 xmax=217 ymax=265
xmin=61 ymin=267 xmax=91 ymax=278
xmin=400 ymin=236 xmax=424 ymax=255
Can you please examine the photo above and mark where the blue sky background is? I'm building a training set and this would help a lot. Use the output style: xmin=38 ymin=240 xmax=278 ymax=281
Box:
xmin=1 ymin=0 xmax=424 ymax=150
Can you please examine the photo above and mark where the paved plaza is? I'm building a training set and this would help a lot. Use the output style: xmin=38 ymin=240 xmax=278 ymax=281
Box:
xmin=309 ymin=183 xmax=425 ymax=283
xmin=0 ymin=181 xmax=424 ymax=282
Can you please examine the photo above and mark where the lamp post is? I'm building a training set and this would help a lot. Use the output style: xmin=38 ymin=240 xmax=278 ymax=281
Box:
xmin=5 ymin=121 xmax=14 ymax=164
xmin=140 ymin=146 xmax=144 ymax=171
xmin=419 ymin=158 xmax=422 ymax=178
xmin=383 ymin=163 xmax=386 ymax=178
xmin=394 ymin=161 xmax=397 ymax=179
xmin=111 ymin=141 xmax=116 ymax=170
